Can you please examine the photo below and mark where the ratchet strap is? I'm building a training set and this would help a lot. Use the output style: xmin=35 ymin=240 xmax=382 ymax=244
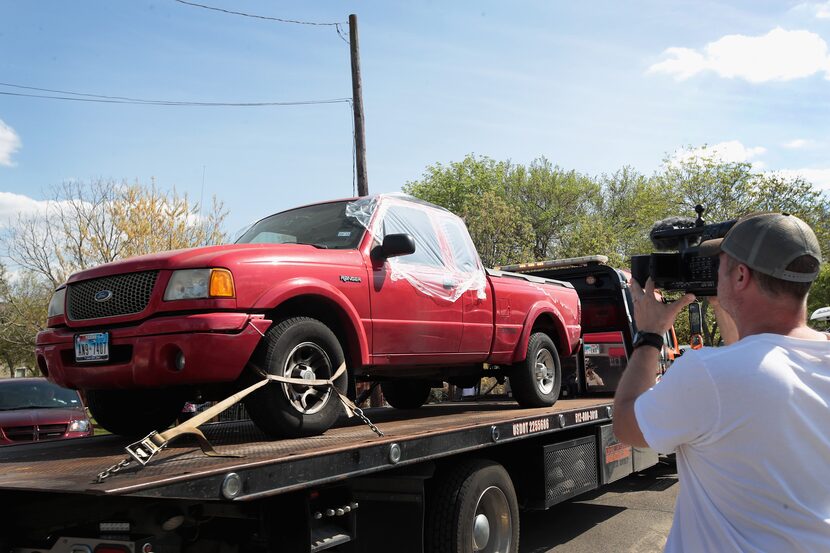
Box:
xmin=97 ymin=359 xmax=380 ymax=483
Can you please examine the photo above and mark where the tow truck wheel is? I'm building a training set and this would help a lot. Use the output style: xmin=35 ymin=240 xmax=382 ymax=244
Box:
xmin=244 ymin=316 xmax=347 ymax=438
xmin=86 ymin=389 xmax=184 ymax=437
xmin=510 ymin=332 xmax=562 ymax=408
xmin=426 ymin=459 xmax=519 ymax=553
xmin=381 ymin=379 xmax=431 ymax=409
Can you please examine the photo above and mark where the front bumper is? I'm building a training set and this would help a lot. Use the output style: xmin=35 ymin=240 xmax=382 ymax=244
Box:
xmin=36 ymin=313 xmax=271 ymax=390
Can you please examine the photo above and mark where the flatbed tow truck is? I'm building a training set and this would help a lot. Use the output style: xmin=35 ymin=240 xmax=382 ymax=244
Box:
xmin=0 ymin=256 xmax=662 ymax=553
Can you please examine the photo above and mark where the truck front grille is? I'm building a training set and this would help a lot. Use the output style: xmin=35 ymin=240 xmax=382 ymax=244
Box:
xmin=67 ymin=271 xmax=159 ymax=321
xmin=3 ymin=424 xmax=68 ymax=442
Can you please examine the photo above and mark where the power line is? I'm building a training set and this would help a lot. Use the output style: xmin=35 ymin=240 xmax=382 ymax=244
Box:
xmin=335 ymin=23 xmax=351 ymax=45
xmin=0 ymin=83 xmax=350 ymax=107
xmin=173 ymin=0 xmax=344 ymax=26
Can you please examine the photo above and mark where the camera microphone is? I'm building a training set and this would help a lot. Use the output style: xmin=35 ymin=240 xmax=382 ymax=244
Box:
xmin=649 ymin=217 xmax=699 ymax=251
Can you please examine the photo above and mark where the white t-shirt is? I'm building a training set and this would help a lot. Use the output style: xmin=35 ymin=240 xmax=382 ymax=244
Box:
xmin=635 ymin=333 xmax=830 ymax=553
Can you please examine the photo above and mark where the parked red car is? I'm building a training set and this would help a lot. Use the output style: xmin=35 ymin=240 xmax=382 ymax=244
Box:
xmin=36 ymin=195 xmax=581 ymax=438
xmin=0 ymin=377 xmax=92 ymax=445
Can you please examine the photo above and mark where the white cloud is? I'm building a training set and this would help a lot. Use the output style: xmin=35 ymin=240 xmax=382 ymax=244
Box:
xmin=0 ymin=192 xmax=50 ymax=225
xmin=807 ymin=1 xmax=830 ymax=18
xmin=774 ymin=168 xmax=830 ymax=190
xmin=671 ymin=141 xmax=767 ymax=167
xmin=648 ymin=28 xmax=830 ymax=83
xmin=782 ymin=138 xmax=812 ymax=149
xmin=0 ymin=119 xmax=22 ymax=167
xmin=790 ymin=2 xmax=830 ymax=19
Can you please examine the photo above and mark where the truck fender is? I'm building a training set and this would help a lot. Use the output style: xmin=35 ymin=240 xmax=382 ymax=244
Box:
xmin=254 ymin=277 xmax=370 ymax=367
xmin=512 ymin=302 xmax=571 ymax=364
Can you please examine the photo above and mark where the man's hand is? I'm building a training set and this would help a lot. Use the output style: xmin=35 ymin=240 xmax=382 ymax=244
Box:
xmin=629 ymin=278 xmax=696 ymax=334
xmin=613 ymin=278 xmax=695 ymax=447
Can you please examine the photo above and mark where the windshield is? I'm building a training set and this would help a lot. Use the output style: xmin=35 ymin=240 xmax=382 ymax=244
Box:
xmin=0 ymin=380 xmax=83 ymax=410
xmin=235 ymin=200 xmax=366 ymax=250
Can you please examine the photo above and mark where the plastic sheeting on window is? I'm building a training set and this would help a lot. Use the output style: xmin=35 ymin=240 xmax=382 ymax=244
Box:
xmin=346 ymin=194 xmax=487 ymax=303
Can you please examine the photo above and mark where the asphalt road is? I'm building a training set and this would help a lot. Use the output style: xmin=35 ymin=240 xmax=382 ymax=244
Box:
xmin=520 ymin=460 xmax=678 ymax=553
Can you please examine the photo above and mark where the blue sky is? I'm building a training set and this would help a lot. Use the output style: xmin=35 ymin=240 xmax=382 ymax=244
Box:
xmin=2 ymin=1 xmax=830 ymax=236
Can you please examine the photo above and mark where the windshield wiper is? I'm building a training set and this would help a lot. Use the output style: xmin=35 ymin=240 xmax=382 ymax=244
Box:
xmin=295 ymin=242 xmax=329 ymax=249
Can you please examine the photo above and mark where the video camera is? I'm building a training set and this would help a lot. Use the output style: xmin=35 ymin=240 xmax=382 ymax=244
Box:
xmin=630 ymin=205 xmax=736 ymax=296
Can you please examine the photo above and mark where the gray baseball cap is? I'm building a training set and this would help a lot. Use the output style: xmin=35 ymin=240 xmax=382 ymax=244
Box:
xmin=698 ymin=212 xmax=822 ymax=282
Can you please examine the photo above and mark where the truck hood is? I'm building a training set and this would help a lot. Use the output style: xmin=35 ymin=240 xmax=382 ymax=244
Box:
xmin=66 ymin=243 xmax=361 ymax=283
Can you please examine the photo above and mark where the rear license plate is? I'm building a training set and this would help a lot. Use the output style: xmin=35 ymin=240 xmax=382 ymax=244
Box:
xmin=75 ymin=332 xmax=109 ymax=362
xmin=584 ymin=344 xmax=601 ymax=355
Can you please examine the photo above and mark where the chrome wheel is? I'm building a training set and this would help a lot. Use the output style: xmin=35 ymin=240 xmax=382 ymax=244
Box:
xmin=471 ymin=485 xmax=512 ymax=552
xmin=534 ymin=348 xmax=555 ymax=395
xmin=281 ymin=341 xmax=333 ymax=415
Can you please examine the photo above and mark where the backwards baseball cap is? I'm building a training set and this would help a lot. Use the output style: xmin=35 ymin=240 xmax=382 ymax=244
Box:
xmin=698 ymin=212 xmax=822 ymax=282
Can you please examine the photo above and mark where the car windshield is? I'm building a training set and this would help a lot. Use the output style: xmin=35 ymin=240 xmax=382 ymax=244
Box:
xmin=235 ymin=200 xmax=366 ymax=250
xmin=0 ymin=380 xmax=82 ymax=410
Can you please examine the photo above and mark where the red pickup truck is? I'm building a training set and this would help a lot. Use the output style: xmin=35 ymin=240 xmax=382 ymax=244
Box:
xmin=36 ymin=195 xmax=581 ymax=438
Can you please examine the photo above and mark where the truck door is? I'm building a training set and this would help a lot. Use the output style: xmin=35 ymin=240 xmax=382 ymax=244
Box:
xmin=368 ymin=202 xmax=463 ymax=355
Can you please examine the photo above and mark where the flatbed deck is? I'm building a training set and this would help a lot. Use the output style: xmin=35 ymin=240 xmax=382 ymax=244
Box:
xmin=0 ymin=398 xmax=613 ymax=501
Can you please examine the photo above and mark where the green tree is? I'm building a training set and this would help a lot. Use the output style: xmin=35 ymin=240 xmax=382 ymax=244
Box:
xmin=658 ymin=147 xmax=758 ymax=221
xmin=404 ymin=154 xmax=603 ymax=266
xmin=0 ymin=266 xmax=51 ymax=374
xmin=402 ymin=154 xmax=513 ymax=216
xmin=461 ymin=189 xmax=534 ymax=267
xmin=592 ymin=167 xmax=675 ymax=266
xmin=404 ymin=154 xmax=535 ymax=267
xmin=506 ymin=157 xmax=601 ymax=260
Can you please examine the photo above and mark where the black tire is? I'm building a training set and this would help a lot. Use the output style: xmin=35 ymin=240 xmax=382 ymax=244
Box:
xmin=426 ymin=459 xmax=520 ymax=553
xmin=244 ymin=317 xmax=348 ymax=438
xmin=381 ymin=380 xmax=431 ymax=409
xmin=509 ymin=332 xmax=562 ymax=408
xmin=86 ymin=388 xmax=184 ymax=437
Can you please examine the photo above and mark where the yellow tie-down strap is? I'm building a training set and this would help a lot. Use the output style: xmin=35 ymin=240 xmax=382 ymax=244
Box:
xmin=97 ymin=361 xmax=382 ymax=483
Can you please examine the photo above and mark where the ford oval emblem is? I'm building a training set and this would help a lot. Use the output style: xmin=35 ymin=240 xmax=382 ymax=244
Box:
xmin=94 ymin=290 xmax=114 ymax=302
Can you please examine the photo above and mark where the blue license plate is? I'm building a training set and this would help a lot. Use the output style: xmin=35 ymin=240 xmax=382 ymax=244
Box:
xmin=75 ymin=332 xmax=109 ymax=362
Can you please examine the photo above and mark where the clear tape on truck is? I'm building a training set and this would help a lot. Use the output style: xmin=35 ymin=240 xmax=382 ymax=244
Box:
xmin=346 ymin=193 xmax=487 ymax=303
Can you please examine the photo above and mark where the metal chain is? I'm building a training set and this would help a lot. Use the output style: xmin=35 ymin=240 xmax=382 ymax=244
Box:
xmin=96 ymin=457 xmax=133 ymax=483
xmin=352 ymin=406 xmax=384 ymax=437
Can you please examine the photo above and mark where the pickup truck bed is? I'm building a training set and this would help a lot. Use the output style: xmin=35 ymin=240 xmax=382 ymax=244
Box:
xmin=0 ymin=398 xmax=613 ymax=501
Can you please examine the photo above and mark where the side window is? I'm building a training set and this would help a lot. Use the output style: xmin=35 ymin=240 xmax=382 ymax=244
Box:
xmin=382 ymin=205 xmax=444 ymax=268
xmin=441 ymin=217 xmax=479 ymax=273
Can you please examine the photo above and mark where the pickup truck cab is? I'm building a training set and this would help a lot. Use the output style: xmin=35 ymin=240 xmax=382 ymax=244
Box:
xmin=36 ymin=194 xmax=580 ymax=438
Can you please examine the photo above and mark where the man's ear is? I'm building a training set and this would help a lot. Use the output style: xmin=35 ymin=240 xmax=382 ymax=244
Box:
xmin=734 ymin=264 xmax=751 ymax=290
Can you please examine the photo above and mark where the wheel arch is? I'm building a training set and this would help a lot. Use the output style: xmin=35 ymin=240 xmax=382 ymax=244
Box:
xmin=256 ymin=280 xmax=370 ymax=369
xmin=512 ymin=304 xmax=569 ymax=364
xmin=265 ymin=295 xmax=366 ymax=370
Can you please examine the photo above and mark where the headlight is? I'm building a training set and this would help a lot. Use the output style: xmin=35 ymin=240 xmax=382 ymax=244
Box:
xmin=164 ymin=268 xmax=235 ymax=301
xmin=47 ymin=287 xmax=67 ymax=318
xmin=68 ymin=419 xmax=90 ymax=433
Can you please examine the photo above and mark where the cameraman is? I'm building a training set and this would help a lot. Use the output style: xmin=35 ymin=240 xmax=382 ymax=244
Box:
xmin=613 ymin=212 xmax=829 ymax=552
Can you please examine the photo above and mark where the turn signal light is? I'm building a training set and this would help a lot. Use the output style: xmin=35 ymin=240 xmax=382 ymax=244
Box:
xmin=209 ymin=269 xmax=235 ymax=298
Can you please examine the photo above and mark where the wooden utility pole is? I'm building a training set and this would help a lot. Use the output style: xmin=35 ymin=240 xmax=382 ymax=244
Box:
xmin=349 ymin=14 xmax=368 ymax=197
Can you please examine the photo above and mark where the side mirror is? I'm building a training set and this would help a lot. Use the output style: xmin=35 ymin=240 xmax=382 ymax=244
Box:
xmin=372 ymin=233 xmax=416 ymax=262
